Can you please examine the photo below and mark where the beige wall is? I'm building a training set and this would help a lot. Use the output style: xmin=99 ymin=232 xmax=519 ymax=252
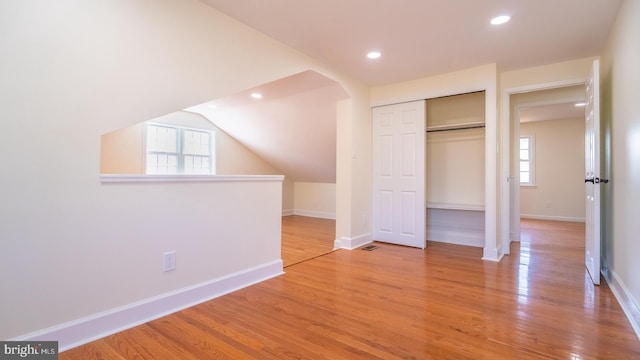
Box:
xmin=427 ymin=129 xmax=485 ymax=207
xmin=293 ymin=182 xmax=336 ymax=219
xmin=0 ymin=0 xmax=369 ymax=343
xmin=101 ymin=110 xmax=286 ymax=176
xmin=520 ymin=118 xmax=585 ymax=220
xmin=99 ymin=111 xmax=295 ymax=210
xmin=100 ymin=123 xmax=144 ymax=174
xmin=500 ymin=57 xmax=598 ymax=90
xmin=601 ymin=0 xmax=640 ymax=328
xmin=426 ymin=92 xmax=485 ymax=207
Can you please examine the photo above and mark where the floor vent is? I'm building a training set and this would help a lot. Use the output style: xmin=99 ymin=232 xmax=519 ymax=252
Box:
xmin=361 ymin=245 xmax=379 ymax=251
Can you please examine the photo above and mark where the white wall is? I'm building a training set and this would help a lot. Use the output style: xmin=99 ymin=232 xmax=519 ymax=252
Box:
xmin=427 ymin=129 xmax=485 ymax=207
xmin=520 ymin=118 xmax=585 ymax=221
xmin=0 ymin=0 xmax=370 ymax=345
xmin=426 ymin=92 xmax=485 ymax=207
xmin=600 ymin=0 xmax=640 ymax=336
xmin=292 ymin=182 xmax=336 ymax=219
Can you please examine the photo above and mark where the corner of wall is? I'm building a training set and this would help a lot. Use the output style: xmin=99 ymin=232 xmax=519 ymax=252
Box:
xmin=602 ymin=265 xmax=640 ymax=341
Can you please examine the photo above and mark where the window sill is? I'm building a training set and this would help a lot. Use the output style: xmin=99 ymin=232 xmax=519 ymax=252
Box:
xmin=100 ymin=174 xmax=285 ymax=183
xmin=520 ymin=184 xmax=537 ymax=188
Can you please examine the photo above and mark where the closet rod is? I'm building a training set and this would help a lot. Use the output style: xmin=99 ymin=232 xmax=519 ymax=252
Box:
xmin=426 ymin=124 xmax=485 ymax=133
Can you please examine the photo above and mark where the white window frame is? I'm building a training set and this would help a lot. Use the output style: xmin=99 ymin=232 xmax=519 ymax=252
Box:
xmin=519 ymin=134 xmax=535 ymax=186
xmin=145 ymin=123 xmax=215 ymax=175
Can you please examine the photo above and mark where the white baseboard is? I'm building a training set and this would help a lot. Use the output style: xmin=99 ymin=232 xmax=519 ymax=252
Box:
xmin=282 ymin=209 xmax=294 ymax=216
xmin=334 ymin=233 xmax=372 ymax=250
xmin=292 ymin=209 xmax=336 ymax=220
xmin=482 ymin=246 xmax=503 ymax=262
xmin=427 ymin=226 xmax=484 ymax=248
xmin=602 ymin=266 xmax=640 ymax=341
xmin=520 ymin=214 xmax=586 ymax=222
xmin=12 ymin=260 xmax=284 ymax=352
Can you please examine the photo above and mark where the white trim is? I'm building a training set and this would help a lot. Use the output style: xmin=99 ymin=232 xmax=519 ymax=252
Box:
xmin=12 ymin=260 xmax=284 ymax=352
xmin=500 ymin=78 xmax=587 ymax=256
xmin=100 ymin=174 xmax=285 ymax=183
xmin=482 ymin=246 xmax=503 ymax=262
xmin=427 ymin=202 xmax=484 ymax=211
xmin=427 ymin=227 xmax=484 ymax=248
xmin=602 ymin=267 xmax=640 ymax=341
xmin=520 ymin=214 xmax=586 ymax=222
xmin=282 ymin=209 xmax=295 ymax=216
xmin=293 ymin=209 xmax=336 ymax=220
xmin=334 ymin=233 xmax=372 ymax=250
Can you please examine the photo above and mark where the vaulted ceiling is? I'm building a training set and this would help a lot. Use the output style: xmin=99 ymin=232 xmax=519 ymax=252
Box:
xmin=190 ymin=1 xmax=620 ymax=182
xmin=201 ymin=0 xmax=621 ymax=85
xmin=186 ymin=71 xmax=348 ymax=182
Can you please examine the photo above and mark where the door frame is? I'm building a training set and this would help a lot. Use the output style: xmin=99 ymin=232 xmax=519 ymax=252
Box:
xmin=500 ymin=79 xmax=587 ymax=255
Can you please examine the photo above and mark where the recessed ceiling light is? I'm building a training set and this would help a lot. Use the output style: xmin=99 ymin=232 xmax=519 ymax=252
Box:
xmin=491 ymin=15 xmax=511 ymax=25
xmin=250 ymin=93 xmax=263 ymax=99
xmin=575 ymin=102 xmax=586 ymax=107
xmin=367 ymin=51 xmax=382 ymax=59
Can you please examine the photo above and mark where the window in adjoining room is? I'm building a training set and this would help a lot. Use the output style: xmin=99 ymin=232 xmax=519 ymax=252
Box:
xmin=519 ymin=135 xmax=534 ymax=186
xmin=146 ymin=123 xmax=214 ymax=175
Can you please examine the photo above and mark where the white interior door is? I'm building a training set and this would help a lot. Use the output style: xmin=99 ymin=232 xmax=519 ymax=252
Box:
xmin=585 ymin=59 xmax=602 ymax=285
xmin=372 ymin=100 xmax=426 ymax=248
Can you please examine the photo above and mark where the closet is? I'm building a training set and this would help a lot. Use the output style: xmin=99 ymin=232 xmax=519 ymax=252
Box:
xmin=426 ymin=91 xmax=485 ymax=247
xmin=371 ymin=92 xmax=486 ymax=249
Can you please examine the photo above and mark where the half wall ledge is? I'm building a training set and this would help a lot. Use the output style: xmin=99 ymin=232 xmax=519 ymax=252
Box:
xmin=100 ymin=174 xmax=285 ymax=183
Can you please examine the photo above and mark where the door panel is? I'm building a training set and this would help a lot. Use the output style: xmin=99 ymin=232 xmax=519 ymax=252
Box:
xmin=585 ymin=59 xmax=601 ymax=285
xmin=372 ymin=100 xmax=426 ymax=248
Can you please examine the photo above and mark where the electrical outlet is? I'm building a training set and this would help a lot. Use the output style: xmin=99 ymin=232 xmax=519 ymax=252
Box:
xmin=163 ymin=251 xmax=176 ymax=272
xmin=546 ymin=201 xmax=551 ymax=208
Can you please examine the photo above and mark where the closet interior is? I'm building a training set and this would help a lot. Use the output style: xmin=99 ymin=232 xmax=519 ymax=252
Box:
xmin=426 ymin=91 xmax=486 ymax=247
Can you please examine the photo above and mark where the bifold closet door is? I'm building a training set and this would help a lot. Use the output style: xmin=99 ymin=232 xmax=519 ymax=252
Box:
xmin=372 ymin=100 xmax=426 ymax=248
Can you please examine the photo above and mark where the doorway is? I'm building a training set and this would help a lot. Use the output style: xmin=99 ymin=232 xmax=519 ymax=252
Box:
xmin=503 ymin=84 xmax=586 ymax=253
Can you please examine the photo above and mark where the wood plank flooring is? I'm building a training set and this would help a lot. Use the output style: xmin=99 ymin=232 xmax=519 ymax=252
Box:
xmin=61 ymin=219 xmax=640 ymax=359
xmin=281 ymin=215 xmax=335 ymax=267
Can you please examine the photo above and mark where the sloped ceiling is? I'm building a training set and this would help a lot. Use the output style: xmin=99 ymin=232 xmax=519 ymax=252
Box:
xmin=187 ymin=0 xmax=619 ymax=182
xmin=186 ymin=71 xmax=349 ymax=183
xmin=201 ymin=0 xmax=621 ymax=86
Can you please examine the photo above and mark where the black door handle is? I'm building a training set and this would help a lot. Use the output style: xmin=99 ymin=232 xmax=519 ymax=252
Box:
xmin=585 ymin=177 xmax=610 ymax=184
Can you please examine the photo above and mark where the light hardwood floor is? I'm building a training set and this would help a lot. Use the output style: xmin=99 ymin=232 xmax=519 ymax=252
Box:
xmin=61 ymin=219 xmax=640 ymax=359
xmin=281 ymin=215 xmax=336 ymax=267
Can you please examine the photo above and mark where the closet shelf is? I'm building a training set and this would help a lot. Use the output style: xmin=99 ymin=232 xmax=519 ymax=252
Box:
xmin=426 ymin=121 xmax=485 ymax=133
xmin=427 ymin=202 xmax=485 ymax=211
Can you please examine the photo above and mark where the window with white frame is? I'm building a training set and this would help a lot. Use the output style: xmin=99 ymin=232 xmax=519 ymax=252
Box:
xmin=519 ymin=134 xmax=534 ymax=185
xmin=146 ymin=123 xmax=214 ymax=175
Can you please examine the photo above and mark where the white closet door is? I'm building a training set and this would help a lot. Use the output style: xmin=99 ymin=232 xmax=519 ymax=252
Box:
xmin=372 ymin=100 xmax=426 ymax=248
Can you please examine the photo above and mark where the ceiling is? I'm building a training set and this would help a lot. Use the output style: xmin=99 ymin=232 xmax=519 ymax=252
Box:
xmin=187 ymin=1 xmax=618 ymax=183
xmin=520 ymin=102 xmax=585 ymax=123
xmin=186 ymin=71 xmax=349 ymax=182
xmin=200 ymin=0 xmax=621 ymax=86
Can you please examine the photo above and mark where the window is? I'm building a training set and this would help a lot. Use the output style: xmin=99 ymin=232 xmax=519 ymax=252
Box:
xmin=146 ymin=123 xmax=214 ymax=175
xmin=519 ymin=135 xmax=534 ymax=186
